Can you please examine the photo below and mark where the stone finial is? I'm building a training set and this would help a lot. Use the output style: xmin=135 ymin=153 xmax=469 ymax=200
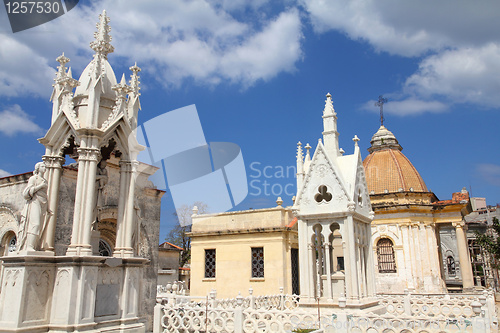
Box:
xmin=339 ymin=148 xmax=345 ymax=156
xmin=55 ymin=53 xmax=70 ymax=80
xmin=304 ymin=143 xmax=311 ymax=161
xmin=90 ymin=10 xmax=114 ymax=58
xmin=323 ymin=92 xmax=336 ymax=116
xmin=129 ymin=63 xmax=141 ymax=95
xmin=236 ymin=292 xmax=244 ymax=306
xmin=353 ymin=135 xmax=360 ymax=146
xmin=276 ymin=197 xmax=283 ymax=207
xmin=296 ymin=142 xmax=303 ymax=163
xmin=292 ymin=196 xmax=296 ymax=204
xmin=192 ymin=206 xmax=199 ymax=216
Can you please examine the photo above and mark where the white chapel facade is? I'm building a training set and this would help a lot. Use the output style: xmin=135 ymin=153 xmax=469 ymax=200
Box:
xmin=293 ymin=93 xmax=377 ymax=306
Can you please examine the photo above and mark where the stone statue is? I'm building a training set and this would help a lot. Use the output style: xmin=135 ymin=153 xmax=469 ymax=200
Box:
xmin=18 ymin=162 xmax=51 ymax=251
xmin=92 ymin=160 xmax=108 ymax=229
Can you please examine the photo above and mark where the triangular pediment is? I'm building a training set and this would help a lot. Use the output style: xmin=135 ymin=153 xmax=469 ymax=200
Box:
xmin=38 ymin=112 xmax=79 ymax=155
xmin=294 ymin=141 xmax=350 ymax=216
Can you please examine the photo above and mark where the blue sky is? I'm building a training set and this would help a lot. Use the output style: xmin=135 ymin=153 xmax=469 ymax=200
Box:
xmin=1 ymin=0 xmax=500 ymax=243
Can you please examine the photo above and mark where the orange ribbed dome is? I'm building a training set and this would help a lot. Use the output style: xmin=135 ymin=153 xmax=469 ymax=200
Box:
xmin=363 ymin=126 xmax=428 ymax=194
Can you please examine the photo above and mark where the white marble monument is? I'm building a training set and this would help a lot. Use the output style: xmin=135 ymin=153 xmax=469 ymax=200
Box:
xmin=293 ymin=93 xmax=379 ymax=310
xmin=0 ymin=11 xmax=151 ymax=333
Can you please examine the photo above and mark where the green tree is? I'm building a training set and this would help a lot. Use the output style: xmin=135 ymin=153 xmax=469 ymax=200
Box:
xmin=475 ymin=217 xmax=500 ymax=269
xmin=166 ymin=202 xmax=208 ymax=268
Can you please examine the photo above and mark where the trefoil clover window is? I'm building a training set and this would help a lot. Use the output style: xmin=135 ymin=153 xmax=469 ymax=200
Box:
xmin=315 ymin=185 xmax=332 ymax=203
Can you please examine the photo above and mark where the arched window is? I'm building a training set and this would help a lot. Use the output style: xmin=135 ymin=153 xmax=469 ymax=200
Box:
xmin=377 ymin=238 xmax=396 ymax=273
xmin=8 ymin=235 xmax=16 ymax=253
xmin=447 ymin=256 xmax=456 ymax=276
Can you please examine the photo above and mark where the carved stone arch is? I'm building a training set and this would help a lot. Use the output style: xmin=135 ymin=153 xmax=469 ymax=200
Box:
xmin=0 ymin=230 xmax=17 ymax=255
xmin=53 ymin=128 xmax=78 ymax=156
xmin=0 ymin=206 xmax=19 ymax=255
xmin=99 ymin=137 xmax=118 ymax=162
xmin=328 ymin=222 xmax=341 ymax=243
xmin=97 ymin=219 xmax=117 ymax=251
xmin=101 ymin=122 xmax=132 ymax=160
xmin=372 ymin=230 xmax=401 ymax=247
xmin=58 ymin=135 xmax=79 ymax=159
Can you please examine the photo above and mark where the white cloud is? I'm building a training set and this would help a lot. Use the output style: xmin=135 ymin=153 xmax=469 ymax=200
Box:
xmin=405 ymin=44 xmax=500 ymax=108
xmin=0 ymin=0 xmax=303 ymax=96
xmin=0 ymin=105 xmax=44 ymax=136
xmin=300 ymin=0 xmax=500 ymax=114
xmin=301 ymin=0 xmax=500 ymax=57
xmin=477 ymin=164 xmax=500 ymax=187
xmin=361 ymin=98 xmax=448 ymax=116
xmin=0 ymin=35 xmax=55 ymax=97
xmin=0 ymin=169 xmax=11 ymax=178
xmin=220 ymin=9 xmax=303 ymax=85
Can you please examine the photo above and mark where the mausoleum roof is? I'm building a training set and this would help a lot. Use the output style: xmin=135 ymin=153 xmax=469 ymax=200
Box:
xmin=363 ymin=125 xmax=428 ymax=195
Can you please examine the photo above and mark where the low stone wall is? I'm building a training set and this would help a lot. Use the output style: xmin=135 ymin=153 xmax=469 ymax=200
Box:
xmin=154 ymin=288 xmax=499 ymax=333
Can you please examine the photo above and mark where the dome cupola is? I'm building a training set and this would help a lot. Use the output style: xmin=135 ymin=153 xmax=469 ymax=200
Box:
xmin=363 ymin=125 xmax=428 ymax=195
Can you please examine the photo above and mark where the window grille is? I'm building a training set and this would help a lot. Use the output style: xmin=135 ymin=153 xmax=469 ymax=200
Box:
xmin=377 ymin=238 xmax=396 ymax=273
xmin=99 ymin=239 xmax=112 ymax=257
xmin=205 ymin=249 xmax=216 ymax=278
xmin=251 ymin=247 xmax=264 ymax=278
xmin=468 ymin=239 xmax=486 ymax=287
xmin=291 ymin=248 xmax=299 ymax=295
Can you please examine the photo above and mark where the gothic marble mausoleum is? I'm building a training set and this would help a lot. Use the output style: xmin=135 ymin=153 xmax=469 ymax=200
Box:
xmin=0 ymin=11 xmax=163 ymax=332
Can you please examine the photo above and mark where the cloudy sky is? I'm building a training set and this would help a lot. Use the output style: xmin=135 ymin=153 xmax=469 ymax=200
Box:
xmin=1 ymin=0 xmax=500 ymax=240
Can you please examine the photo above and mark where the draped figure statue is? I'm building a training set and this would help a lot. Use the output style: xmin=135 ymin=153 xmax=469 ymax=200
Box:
xmin=18 ymin=162 xmax=50 ymax=251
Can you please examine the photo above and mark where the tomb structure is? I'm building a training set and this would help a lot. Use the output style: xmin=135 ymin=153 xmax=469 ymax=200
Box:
xmin=0 ymin=11 xmax=163 ymax=332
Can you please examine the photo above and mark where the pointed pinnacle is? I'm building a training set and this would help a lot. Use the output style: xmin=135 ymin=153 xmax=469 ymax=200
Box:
xmin=90 ymin=10 xmax=114 ymax=57
xmin=120 ymin=73 xmax=126 ymax=85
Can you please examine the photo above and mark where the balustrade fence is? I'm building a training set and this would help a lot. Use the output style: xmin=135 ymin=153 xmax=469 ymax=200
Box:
xmin=154 ymin=286 xmax=498 ymax=333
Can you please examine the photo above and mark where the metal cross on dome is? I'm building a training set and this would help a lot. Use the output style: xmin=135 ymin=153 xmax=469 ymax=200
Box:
xmin=375 ymin=95 xmax=388 ymax=126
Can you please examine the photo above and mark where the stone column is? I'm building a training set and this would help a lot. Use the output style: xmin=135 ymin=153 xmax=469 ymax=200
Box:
xmin=360 ymin=245 xmax=367 ymax=297
xmin=346 ymin=215 xmax=359 ymax=300
xmin=400 ymin=223 xmax=415 ymax=290
xmin=365 ymin=224 xmax=376 ymax=297
xmin=298 ymin=221 xmax=310 ymax=300
xmin=66 ymin=141 xmax=100 ymax=256
xmin=113 ymin=160 xmax=137 ymax=258
xmin=453 ymin=221 xmax=474 ymax=290
xmin=324 ymin=242 xmax=333 ymax=300
xmin=307 ymin=242 xmax=315 ymax=299
xmin=41 ymin=155 xmax=65 ymax=252
xmin=424 ymin=222 xmax=445 ymax=291
xmin=123 ymin=161 xmax=138 ymax=257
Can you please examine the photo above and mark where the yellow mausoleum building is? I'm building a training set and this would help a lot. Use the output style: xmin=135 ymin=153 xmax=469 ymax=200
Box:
xmin=364 ymin=125 xmax=474 ymax=293
xmin=189 ymin=204 xmax=299 ymax=298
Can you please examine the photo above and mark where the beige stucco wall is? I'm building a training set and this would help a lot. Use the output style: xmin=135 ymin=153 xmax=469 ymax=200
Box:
xmin=190 ymin=230 xmax=298 ymax=298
